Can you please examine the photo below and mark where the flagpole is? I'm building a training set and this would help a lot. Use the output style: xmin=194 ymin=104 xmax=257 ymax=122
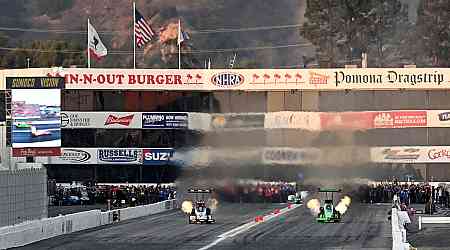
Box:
xmin=178 ymin=19 xmax=181 ymax=69
xmin=133 ymin=1 xmax=136 ymax=69
xmin=87 ymin=18 xmax=91 ymax=68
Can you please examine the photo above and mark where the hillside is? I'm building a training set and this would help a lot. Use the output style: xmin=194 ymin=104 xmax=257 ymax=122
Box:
xmin=0 ymin=0 xmax=447 ymax=68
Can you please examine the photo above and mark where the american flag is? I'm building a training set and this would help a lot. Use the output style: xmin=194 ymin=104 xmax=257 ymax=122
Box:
xmin=135 ymin=9 xmax=155 ymax=48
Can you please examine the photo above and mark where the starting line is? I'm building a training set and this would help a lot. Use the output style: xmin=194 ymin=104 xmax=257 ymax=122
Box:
xmin=197 ymin=203 xmax=302 ymax=250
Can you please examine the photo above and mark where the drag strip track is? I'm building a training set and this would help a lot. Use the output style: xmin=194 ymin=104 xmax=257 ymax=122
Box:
xmin=214 ymin=203 xmax=392 ymax=250
xmin=13 ymin=203 xmax=284 ymax=250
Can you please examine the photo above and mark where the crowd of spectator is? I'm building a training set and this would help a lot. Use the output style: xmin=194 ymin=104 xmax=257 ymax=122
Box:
xmin=362 ymin=182 xmax=450 ymax=208
xmin=50 ymin=184 xmax=176 ymax=208
xmin=216 ymin=182 xmax=297 ymax=203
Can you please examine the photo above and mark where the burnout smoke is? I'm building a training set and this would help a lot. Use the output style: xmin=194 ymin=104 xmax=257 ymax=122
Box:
xmin=181 ymin=200 xmax=193 ymax=214
xmin=335 ymin=196 xmax=351 ymax=215
xmin=307 ymin=199 xmax=321 ymax=216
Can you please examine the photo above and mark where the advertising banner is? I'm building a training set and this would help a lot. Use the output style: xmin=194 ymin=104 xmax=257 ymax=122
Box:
xmin=371 ymin=146 xmax=450 ymax=163
xmin=12 ymin=148 xmax=61 ymax=157
xmin=61 ymin=112 xmax=142 ymax=129
xmin=264 ymin=112 xmax=321 ymax=130
xmin=320 ymin=112 xmax=373 ymax=131
xmin=142 ymin=148 xmax=174 ymax=165
xmin=262 ymin=147 xmax=321 ymax=165
xmin=210 ymin=113 xmax=265 ymax=130
xmin=6 ymin=77 xmax=64 ymax=89
xmin=9 ymin=77 xmax=64 ymax=157
xmin=37 ymin=67 xmax=450 ymax=91
xmin=372 ymin=111 xmax=427 ymax=128
xmin=49 ymin=148 xmax=97 ymax=164
xmin=142 ymin=113 xmax=188 ymax=129
xmin=427 ymin=110 xmax=450 ymax=128
xmin=97 ymin=148 xmax=142 ymax=164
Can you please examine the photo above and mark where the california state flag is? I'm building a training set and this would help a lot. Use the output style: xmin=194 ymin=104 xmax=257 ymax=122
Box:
xmin=87 ymin=21 xmax=107 ymax=60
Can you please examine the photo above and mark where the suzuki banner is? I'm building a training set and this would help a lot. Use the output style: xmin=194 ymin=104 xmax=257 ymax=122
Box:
xmin=61 ymin=112 xmax=142 ymax=129
xmin=2 ymin=67 xmax=449 ymax=91
xmin=371 ymin=146 xmax=450 ymax=163
xmin=142 ymin=148 xmax=174 ymax=165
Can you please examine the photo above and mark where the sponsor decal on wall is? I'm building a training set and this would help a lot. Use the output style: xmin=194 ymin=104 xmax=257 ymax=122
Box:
xmin=97 ymin=148 xmax=142 ymax=164
xmin=13 ymin=148 xmax=61 ymax=157
xmin=320 ymin=112 xmax=373 ymax=131
xmin=371 ymin=146 xmax=450 ymax=163
xmin=142 ymin=148 xmax=174 ymax=165
xmin=49 ymin=148 xmax=97 ymax=164
xmin=373 ymin=111 xmax=427 ymax=128
xmin=262 ymin=147 xmax=320 ymax=165
xmin=6 ymin=77 xmax=64 ymax=89
xmin=211 ymin=113 xmax=265 ymax=130
xmin=211 ymin=72 xmax=244 ymax=88
xmin=427 ymin=110 xmax=450 ymax=128
xmin=61 ymin=112 xmax=141 ymax=129
xmin=142 ymin=113 xmax=188 ymax=129
xmin=264 ymin=112 xmax=321 ymax=130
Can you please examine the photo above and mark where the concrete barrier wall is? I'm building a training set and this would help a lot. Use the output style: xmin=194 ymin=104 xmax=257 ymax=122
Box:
xmin=391 ymin=208 xmax=410 ymax=250
xmin=0 ymin=199 xmax=176 ymax=249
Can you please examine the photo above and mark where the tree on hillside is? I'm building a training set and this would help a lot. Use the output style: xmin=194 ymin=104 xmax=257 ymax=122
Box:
xmin=301 ymin=0 xmax=410 ymax=67
xmin=411 ymin=0 xmax=449 ymax=67
xmin=0 ymin=40 xmax=84 ymax=68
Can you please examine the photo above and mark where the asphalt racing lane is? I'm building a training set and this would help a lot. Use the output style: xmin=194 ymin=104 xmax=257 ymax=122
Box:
xmin=14 ymin=203 xmax=283 ymax=250
xmin=213 ymin=203 xmax=392 ymax=250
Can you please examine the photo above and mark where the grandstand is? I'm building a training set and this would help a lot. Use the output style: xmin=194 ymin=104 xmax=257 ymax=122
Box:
xmin=1 ymin=67 xmax=450 ymax=183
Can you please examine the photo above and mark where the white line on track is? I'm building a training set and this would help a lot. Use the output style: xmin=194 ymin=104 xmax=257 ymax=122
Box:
xmin=197 ymin=204 xmax=302 ymax=250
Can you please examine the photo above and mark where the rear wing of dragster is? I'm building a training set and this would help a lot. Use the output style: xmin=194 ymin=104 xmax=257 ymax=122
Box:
xmin=318 ymin=188 xmax=342 ymax=193
xmin=188 ymin=188 xmax=214 ymax=193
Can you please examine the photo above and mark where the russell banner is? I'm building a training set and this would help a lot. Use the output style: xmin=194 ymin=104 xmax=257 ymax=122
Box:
xmin=142 ymin=113 xmax=188 ymax=129
xmin=97 ymin=148 xmax=142 ymax=164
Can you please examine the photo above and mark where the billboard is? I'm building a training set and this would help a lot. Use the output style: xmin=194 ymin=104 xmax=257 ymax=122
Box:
xmin=142 ymin=148 xmax=174 ymax=165
xmin=371 ymin=146 xmax=450 ymax=163
xmin=142 ymin=113 xmax=188 ymax=129
xmin=264 ymin=112 xmax=321 ymax=130
xmin=97 ymin=148 xmax=142 ymax=164
xmin=61 ymin=112 xmax=142 ymax=129
xmin=8 ymin=77 xmax=64 ymax=157
xmin=210 ymin=113 xmax=265 ymax=130
xmin=427 ymin=110 xmax=450 ymax=127
xmin=49 ymin=148 xmax=97 ymax=164
xmin=39 ymin=67 xmax=450 ymax=91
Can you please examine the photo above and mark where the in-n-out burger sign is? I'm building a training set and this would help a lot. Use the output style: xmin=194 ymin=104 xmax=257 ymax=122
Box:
xmin=334 ymin=70 xmax=444 ymax=87
xmin=65 ymin=73 xmax=184 ymax=85
xmin=428 ymin=148 xmax=450 ymax=160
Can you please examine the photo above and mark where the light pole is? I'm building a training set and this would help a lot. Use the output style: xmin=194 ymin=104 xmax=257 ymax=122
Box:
xmin=26 ymin=58 xmax=30 ymax=68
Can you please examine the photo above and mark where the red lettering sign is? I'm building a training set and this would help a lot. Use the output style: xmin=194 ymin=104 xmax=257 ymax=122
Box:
xmin=104 ymin=114 xmax=134 ymax=126
xmin=12 ymin=147 xmax=61 ymax=157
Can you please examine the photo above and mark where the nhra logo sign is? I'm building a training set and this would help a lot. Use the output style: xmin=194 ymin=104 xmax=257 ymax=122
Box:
xmin=211 ymin=72 xmax=244 ymax=87
xmin=97 ymin=149 xmax=141 ymax=164
xmin=143 ymin=148 xmax=174 ymax=165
